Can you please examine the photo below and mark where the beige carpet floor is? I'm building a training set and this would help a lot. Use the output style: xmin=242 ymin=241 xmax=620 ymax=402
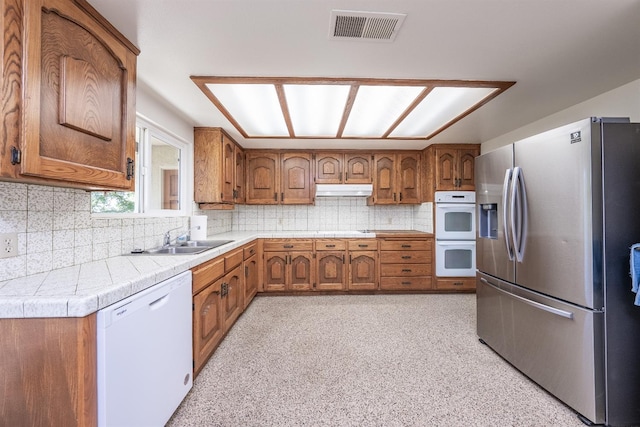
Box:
xmin=167 ymin=294 xmax=585 ymax=427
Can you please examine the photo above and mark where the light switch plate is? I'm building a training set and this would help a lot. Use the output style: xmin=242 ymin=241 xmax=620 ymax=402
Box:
xmin=0 ymin=233 xmax=18 ymax=258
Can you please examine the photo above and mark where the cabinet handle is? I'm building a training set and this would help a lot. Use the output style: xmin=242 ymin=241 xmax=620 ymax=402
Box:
xmin=402 ymin=269 xmax=412 ymax=273
xmin=401 ymin=245 xmax=411 ymax=248
xmin=339 ymin=172 xmax=342 ymax=181
xmin=274 ymin=192 xmax=278 ymax=201
xmin=281 ymin=192 xmax=284 ymax=201
xmin=325 ymin=244 xmax=335 ymax=248
xmin=453 ymin=281 xmax=464 ymax=286
xmin=249 ymin=249 xmax=255 ymax=254
xmin=402 ymin=281 xmax=411 ymax=285
xmin=349 ymin=254 xmax=352 ymax=263
xmin=245 ymin=266 xmax=249 ymax=277
xmin=399 ymin=192 xmax=403 ymax=202
xmin=393 ymin=193 xmax=397 ymax=202
xmin=342 ymin=254 xmax=345 ymax=264
xmin=284 ymin=244 xmax=294 ymax=249
xmin=358 ymin=244 xmax=368 ymax=248
xmin=401 ymin=256 xmax=411 ymax=259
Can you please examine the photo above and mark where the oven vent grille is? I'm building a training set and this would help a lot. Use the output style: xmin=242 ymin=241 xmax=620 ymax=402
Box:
xmin=330 ymin=10 xmax=406 ymax=42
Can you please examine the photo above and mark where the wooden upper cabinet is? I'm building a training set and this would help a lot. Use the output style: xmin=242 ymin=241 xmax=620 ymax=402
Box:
xmin=314 ymin=153 xmax=371 ymax=184
xmin=194 ymin=128 xmax=238 ymax=207
xmin=235 ymin=145 xmax=245 ymax=203
xmin=372 ymin=154 xmax=396 ymax=204
xmin=246 ymin=152 xmax=313 ymax=205
xmin=1 ymin=0 xmax=139 ymax=190
xmin=281 ymin=153 xmax=313 ymax=204
xmin=398 ymin=153 xmax=420 ymax=204
xmin=315 ymin=153 xmax=343 ymax=184
xmin=344 ymin=154 xmax=372 ymax=184
xmin=246 ymin=151 xmax=280 ymax=204
xmin=425 ymin=145 xmax=480 ymax=196
xmin=370 ymin=152 xmax=420 ymax=205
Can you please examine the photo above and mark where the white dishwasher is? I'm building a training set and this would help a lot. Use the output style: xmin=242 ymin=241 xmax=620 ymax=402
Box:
xmin=97 ymin=270 xmax=193 ymax=427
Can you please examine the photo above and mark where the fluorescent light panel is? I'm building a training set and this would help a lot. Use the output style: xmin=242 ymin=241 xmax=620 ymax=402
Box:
xmin=283 ymin=84 xmax=350 ymax=136
xmin=390 ymin=87 xmax=499 ymax=138
xmin=206 ymin=83 xmax=288 ymax=136
xmin=342 ymin=85 xmax=424 ymax=137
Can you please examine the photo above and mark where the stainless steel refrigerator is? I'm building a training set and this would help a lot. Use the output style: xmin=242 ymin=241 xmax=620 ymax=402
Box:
xmin=476 ymin=117 xmax=640 ymax=426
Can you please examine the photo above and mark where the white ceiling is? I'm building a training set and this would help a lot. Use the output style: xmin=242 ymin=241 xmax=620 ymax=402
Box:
xmin=87 ymin=0 xmax=640 ymax=150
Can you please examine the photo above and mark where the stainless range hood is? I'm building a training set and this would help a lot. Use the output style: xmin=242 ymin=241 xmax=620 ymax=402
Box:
xmin=315 ymin=184 xmax=373 ymax=197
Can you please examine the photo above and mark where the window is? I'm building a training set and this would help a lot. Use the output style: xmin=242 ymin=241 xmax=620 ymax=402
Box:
xmin=91 ymin=116 xmax=189 ymax=215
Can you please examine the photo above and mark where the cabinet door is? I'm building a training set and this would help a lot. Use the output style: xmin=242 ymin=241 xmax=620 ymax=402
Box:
xmin=281 ymin=153 xmax=313 ymax=204
xmin=315 ymin=153 xmax=343 ymax=184
xmin=398 ymin=153 xmax=420 ymax=204
xmin=244 ymin=253 xmax=259 ymax=308
xmin=315 ymin=251 xmax=346 ymax=291
xmin=21 ymin=0 xmax=137 ymax=190
xmin=222 ymin=266 xmax=243 ymax=332
xmin=221 ymin=136 xmax=235 ymax=203
xmin=246 ymin=152 xmax=280 ymax=204
xmin=372 ymin=154 xmax=396 ymax=204
xmin=289 ymin=252 xmax=314 ymax=291
xmin=345 ymin=154 xmax=372 ymax=184
xmin=193 ymin=280 xmax=224 ymax=375
xmin=457 ymin=148 xmax=479 ymax=190
xmin=435 ymin=148 xmax=456 ymax=191
xmin=264 ymin=252 xmax=287 ymax=291
xmin=235 ymin=145 xmax=245 ymax=203
xmin=349 ymin=251 xmax=378 ymax=290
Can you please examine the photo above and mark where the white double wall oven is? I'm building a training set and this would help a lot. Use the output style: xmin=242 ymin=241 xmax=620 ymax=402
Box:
xmin=435 ymin=191 xmax=476 ymax=277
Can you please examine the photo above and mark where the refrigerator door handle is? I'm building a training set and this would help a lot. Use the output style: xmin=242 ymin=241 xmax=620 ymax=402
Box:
xmin=510 ymin=166 xmax=528 ymax=263
xmin=480 ymin=277 xmax=574 ymax=319
xmin=502 ymin=168 xmax=515 ymax=260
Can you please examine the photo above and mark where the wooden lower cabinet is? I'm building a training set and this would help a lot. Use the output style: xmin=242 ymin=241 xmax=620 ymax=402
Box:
xmin=315 ymin=251 xmax=346 ymax=291
xmin=263 ymin=240 xmax=314 ymax=292
xmin=221 ymin=265 xmax=243 ymax=332
xmin=244 ymin=253 xmax=259 ymax=308
xmin=348 ymin=251 xmax=378 ymax=290
xmin=379 ymin=238 xmax=433 ymax=290
xmin=434 ymin=277 xmax=476 ymax=291
xmin=0 ymin=315 xmax=97 ymax=427
xmin=193 ymin=276 xmax=224 ymax=376
xmin=192 ymin=243 xmax=256 ymax=376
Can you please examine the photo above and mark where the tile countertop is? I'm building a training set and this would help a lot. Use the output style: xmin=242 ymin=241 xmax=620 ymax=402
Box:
xmin=0 ymin=230 xmax=413 ymax=319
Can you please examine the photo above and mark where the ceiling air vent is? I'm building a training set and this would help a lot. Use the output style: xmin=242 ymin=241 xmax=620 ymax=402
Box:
xmin=330 ymin=10 xmax=406 ymax=42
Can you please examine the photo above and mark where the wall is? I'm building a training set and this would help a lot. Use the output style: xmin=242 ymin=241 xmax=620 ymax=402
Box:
xmin=482 ymin=79 xmax=640 ymax=152
xmin=231 ymin=198 xmax=432 ymax=232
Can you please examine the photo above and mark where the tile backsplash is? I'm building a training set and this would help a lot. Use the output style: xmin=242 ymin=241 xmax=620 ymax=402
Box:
xmin=1 ymin=181 xmax=433 ymax=281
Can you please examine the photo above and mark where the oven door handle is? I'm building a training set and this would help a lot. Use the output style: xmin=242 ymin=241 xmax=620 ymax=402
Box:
xmin=436 ymin=241 xmax=475 ymax=246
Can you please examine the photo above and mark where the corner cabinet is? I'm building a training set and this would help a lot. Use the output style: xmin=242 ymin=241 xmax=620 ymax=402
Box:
xmin=1 ymin=0 xmax=139 ymax=190
xmin=370 ymin=152 xmax=421 ymax=205
xmin=423 ymin=144 xmax=480 ymax=200
xmin=246 ymin=151 xmax=314 ymax=205
xmin=194 ymin=127 xmax=243 ymax=209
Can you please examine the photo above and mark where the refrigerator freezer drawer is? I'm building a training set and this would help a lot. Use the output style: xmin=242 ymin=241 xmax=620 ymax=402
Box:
xmin=476 ymin=273 xmax=604 ymax=424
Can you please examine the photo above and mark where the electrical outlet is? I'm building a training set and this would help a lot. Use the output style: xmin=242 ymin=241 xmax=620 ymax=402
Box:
xmin=0 ymin=233 xmax=18 ymax=259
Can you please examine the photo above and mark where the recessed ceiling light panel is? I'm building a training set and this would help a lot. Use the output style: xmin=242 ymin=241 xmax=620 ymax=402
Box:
xmin=284 ymin=84 xmax=350 ymax=137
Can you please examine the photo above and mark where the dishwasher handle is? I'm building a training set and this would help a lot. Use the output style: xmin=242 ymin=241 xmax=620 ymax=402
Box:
xmin=149 ymin=293 xmax=170 ymax=310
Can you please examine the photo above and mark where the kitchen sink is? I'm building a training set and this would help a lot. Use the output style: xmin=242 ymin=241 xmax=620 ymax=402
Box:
xmin=128 ymin=240 xmax=233 ymax=255
xmin=179 ymin=240 xmax=233 ymax=248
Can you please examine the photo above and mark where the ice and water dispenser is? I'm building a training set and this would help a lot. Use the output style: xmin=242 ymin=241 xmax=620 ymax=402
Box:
xmin=479 ymin=203 xmax=498 ymax=239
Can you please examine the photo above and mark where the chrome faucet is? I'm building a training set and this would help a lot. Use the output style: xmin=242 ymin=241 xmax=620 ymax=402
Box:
xmin=163 ymin=226 xmax=201 ymax=247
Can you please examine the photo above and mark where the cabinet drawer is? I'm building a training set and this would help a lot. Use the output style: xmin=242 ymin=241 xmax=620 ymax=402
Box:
xmin=380 ymin=277 xmax=432 ymax=291
xmin=225 ymin=248 xmax=243 ymax=271
xmin=315 ymin=240 xmax=346 ymax=251
xmin=435 ymin=278 xmax=476 ymax=291
xmin=380 ymin=250 xmax=431 ymax=264
xmin=263 ymin=240 xmax=313 ymax=251
xmin=380 ymin=264 xmax=431 ymax=277
xmin=243 ymin=242 xmax=258 ymax=259
xmin=192 ymin=257 xmax=225 ymax=295
xmin=347 ymin=240 xmax=378 ymax=250
xmin=379 ymin=240 xmax=430 ymax=251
